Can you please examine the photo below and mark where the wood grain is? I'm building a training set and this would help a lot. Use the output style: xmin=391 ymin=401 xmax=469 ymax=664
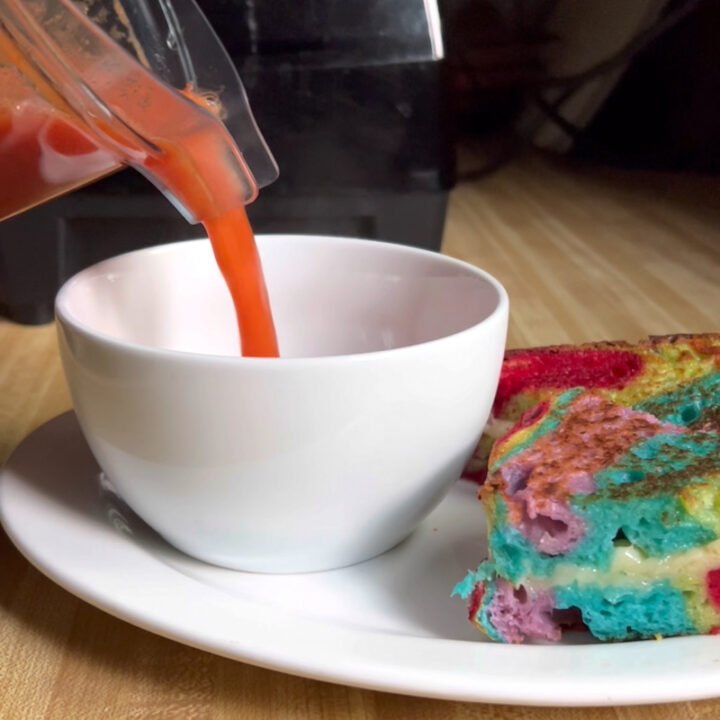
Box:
xmin=1 ymin=153 xmax=719 ymax=719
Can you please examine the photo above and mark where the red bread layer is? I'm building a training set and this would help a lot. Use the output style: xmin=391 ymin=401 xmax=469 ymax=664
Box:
xmin=493 ymin=348 xmax=644 ymax=416
xmin=707 ymin=568 xmax=720 ymax=610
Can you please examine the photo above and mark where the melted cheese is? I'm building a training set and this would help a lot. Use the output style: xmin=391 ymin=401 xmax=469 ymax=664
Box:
xmin=530 ymin=538 xmax=720 ymax=590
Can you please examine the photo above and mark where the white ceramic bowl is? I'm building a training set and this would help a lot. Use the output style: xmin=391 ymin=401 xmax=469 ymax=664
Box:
xmin=55 ymin=235 xmax=508 ymax=572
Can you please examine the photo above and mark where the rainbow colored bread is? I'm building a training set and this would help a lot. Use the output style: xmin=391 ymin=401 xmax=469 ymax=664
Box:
xmin=454 ymin=334 xmax=720 ymax=642
xmin=463 ymin=335 xmax=720 ymax=483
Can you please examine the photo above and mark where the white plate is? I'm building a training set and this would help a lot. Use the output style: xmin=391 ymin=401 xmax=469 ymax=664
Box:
xmin=2 ymin=413 xmax=720 ymax=707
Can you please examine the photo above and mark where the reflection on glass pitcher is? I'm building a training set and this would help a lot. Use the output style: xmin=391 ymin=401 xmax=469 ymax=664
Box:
xmin=0 ymin=0 xmax=277 ymax=223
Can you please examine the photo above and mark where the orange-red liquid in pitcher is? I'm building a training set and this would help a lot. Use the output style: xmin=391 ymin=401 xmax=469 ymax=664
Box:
xmin=0 ymin=26 xmax=120 ymax=220
xmin=0 ymin=29 xmax=278 ymax=358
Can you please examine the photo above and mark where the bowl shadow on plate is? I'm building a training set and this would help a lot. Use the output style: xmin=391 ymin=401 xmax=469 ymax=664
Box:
xmin=2 ymin=412 xmax=484 ymax=642
xmin=90 ymin=451 xmax=491 ymax=642
xmin=96 ymin=466 xmax=492 ymax=642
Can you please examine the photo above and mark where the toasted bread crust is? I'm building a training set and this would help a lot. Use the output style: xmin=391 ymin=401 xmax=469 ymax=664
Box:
xmin=463 ymin=333 xmax=720 ymax=484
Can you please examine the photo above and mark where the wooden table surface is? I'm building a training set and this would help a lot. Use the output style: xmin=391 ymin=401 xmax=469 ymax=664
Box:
xmin=1 ymin=154 xmax=719 ymax=719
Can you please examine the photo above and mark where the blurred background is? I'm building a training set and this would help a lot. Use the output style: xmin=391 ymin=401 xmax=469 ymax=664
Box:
xmin=442 ymin=0 xmax=719 ymax=173
xmin=1 ymin=0 xmax=718 ymax=325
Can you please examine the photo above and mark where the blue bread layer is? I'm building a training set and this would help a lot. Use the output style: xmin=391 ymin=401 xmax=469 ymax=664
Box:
xmin=453 ymin=563 xmax=495 ymax=599
xmin=489 ymin=499 xmax=715 ymax=584
xmin=594 ymin=432 xmax=718 ymax=489
xmin=577 ymin=431 xmax=719 ymax=558
xmin=489 ymin=431 xmax=719 ymax=583
xmin=554 ymin=581 xmax=697 ymax=640
xmin=454 ymin=569 xmax=698 ymax=642
xmin=634 ymin=373 xmax=720 ymax=426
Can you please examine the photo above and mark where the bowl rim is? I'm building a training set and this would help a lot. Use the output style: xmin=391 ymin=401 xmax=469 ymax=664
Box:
xmin=55 ymin=234 xmax=509 ymax=366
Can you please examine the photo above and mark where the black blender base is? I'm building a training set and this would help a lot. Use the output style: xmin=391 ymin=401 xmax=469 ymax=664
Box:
xmin=0 ymin=178 xmax=448 ymax=326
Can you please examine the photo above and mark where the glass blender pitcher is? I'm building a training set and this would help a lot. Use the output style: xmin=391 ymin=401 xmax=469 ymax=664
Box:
xmin=0 ymin=0 xmax=278 ymax=223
